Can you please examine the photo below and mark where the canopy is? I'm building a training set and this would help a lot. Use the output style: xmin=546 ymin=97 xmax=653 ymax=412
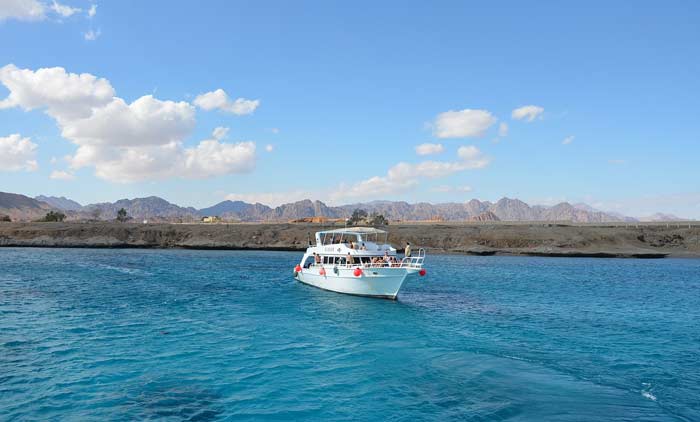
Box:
xmin=316 ymin=227 xmax=387 ymax=236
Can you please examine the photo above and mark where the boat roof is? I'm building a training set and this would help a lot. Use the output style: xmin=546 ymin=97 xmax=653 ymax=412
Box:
xmin=317 ymin=227 xmax=387 ymax=236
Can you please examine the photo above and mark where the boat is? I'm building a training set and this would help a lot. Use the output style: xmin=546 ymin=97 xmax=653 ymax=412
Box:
xmin=293 ymin=227 xmax=426 ymax=299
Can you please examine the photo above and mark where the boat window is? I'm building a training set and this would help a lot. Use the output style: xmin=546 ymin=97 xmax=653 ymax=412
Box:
xmin=302 ymin=256 xmax=315 ymax=269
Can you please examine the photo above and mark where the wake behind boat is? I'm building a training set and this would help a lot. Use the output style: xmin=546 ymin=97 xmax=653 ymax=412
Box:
xmin=293 ymin=227 xmax=426 ymax=299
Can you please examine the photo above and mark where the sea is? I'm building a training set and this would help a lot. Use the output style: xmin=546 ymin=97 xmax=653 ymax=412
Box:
xmin=1 ymin=248 xmax=699 ymax=421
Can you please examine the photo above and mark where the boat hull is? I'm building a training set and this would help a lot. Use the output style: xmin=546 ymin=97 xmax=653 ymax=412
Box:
xmin=295 ymin=266 xmax=417 ymax=299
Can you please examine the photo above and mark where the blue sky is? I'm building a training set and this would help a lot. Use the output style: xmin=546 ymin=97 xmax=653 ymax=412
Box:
xmin=1 ymin=1 xmax=699 ymax=217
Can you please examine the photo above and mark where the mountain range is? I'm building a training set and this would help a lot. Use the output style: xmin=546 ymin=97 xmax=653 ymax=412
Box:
xmin=0 ymin=191 xmax=690 ymax=223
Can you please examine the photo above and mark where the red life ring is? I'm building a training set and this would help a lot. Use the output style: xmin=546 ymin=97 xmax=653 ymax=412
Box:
xmin=319 ymin=268 xmax=326 ymax=276
xmin=353 ymin=268 xmax=363 ymax=277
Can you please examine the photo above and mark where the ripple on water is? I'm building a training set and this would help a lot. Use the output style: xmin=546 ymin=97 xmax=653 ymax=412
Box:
xmin=0 ymin=249 xmax=699 ymax=420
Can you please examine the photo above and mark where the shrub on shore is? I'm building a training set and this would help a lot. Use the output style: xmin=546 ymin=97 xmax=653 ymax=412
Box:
xmin=39 ymin=211 xmax=66 ymax=222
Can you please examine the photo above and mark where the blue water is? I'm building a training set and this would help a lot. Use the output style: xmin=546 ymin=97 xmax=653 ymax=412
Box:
xmin=1 ymin=248 xmax=699 ymax=421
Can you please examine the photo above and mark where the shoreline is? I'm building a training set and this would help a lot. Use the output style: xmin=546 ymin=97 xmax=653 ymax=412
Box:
xmin=1 ymin=222 xmax=699 ymax=259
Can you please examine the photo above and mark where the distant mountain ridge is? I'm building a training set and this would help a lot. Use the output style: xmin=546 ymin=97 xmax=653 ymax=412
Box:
xmin=1 ymin=191 xmax=693 ymax=222
xmin=35 ymin=195 xmax=83 ymax=211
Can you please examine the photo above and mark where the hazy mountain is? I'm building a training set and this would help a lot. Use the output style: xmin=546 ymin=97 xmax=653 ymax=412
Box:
xmin=199 ymin=200 xmax=273 ymax=221
xmin=0 ymin=192 xmax=55 ymax=221
xmin=469 ymin=211 xmax=500 ymax=222
xmin=9 ymin=191 xmax=692 ymax=222
xmin=639 ymin=213 xmax=686 ymax=222
xmin=83 ymin=196 xmax=199 ymax=221
xmin=35 ymin=195 xmax=83 ymax=211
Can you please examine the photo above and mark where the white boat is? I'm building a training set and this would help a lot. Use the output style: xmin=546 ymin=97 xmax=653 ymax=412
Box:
xmin=293 ymin=227 xmax=426 ymax=299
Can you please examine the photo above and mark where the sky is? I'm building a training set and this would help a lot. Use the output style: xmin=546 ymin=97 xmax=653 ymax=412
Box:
xmin=1 ymin=0 xmax=699 ymax=218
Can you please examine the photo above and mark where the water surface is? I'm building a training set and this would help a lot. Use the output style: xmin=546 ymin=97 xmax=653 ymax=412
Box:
xmin=1 ymin=248 xmax=699 ymax=420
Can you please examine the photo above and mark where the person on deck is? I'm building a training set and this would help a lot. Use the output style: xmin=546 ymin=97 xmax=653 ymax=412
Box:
xmin=405 ymin=242 xmax=412 ymax=258
xmin=347 ymin=252 xmax=354 ymax=266
xmin=314 ymin=253 xmax=321 ymax=265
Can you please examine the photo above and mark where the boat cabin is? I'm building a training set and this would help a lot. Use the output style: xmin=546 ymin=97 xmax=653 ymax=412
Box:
xmin=300 ymin=227 xmax=398 ymax=268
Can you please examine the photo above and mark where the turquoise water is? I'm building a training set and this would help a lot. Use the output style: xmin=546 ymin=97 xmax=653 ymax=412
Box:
xmin=1 ymin=248 xmax=699 ymax=421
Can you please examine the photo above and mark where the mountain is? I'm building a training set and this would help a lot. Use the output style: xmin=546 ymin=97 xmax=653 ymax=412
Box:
xmin=199 ymin=200 xmax=273 ymax=221
xmin=83 ymin=196 xmax=199 ymax=221
xmin=469 ymin=211 xmax=500 ymax=222
xmin=35 ymin=195 xmax=83 ymax=211
xmin=0 ymin=192 xmax=55 ymax=221
xmin=9 ymin=191 xmax=691 ymax=222
xmin=639 ymin=213 xmax=686 ymax=222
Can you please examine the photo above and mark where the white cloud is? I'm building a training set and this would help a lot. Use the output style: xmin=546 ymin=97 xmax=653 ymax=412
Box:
xmin=432 ymin=185 xmax=472 ymax=193
xmin=49 ymin=170 xmax=75 ymax=180
xmin=433 ymin=109 xmax=496 ymax=138
xmin=0 ymin=64 xmax=115 ymax=120
xmin=265 ymin=144 xmax=273 ymax=152
xmin=562 ymin=135 xmax=574 ymax=145
xmin=212 ymin=126 xmax=229 ymax=140
xmin=50 ymin=1 xmax=81 ymax=17
xmin=184 ymin=140 xmax=255 ymax=179
xmin=0 ymin=133 xmax=38 ymax=172
xmin=87 ymin=3 xmax=96 ymax=18
xmin=225 ymin=191 xmax=311 ymax=207
xmin=0 ymin=65 xmax=259 ymax=182
xmin=267 ymin=128 xmax=280 ymax=134
xmin=84 ymin=28 xmax=100 ymax=41
xmin=498 ymin=122 xmax=508 ymax=137
xmin=415 ymin=143 xmax=444 ymax=156
xmin=512 ymin=105 xmax=544 ymax=122
xmin=332 ymin=146 xmax=489 ymax=201
xmin=194 ymin=88 xmax=259 ymax=115
xmin=0 ymin=0 xmax=46 ymax=21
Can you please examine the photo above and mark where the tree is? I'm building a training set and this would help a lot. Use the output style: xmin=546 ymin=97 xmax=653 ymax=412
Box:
xmin=116 ymin=208 xmax=129 ymax=222
xmin=348 ymin=209 xmax=368 ymax=226
xmin=41 ymin=211 xmax=66 ymax=222
xmin=369 ymin=213 xmax=388 ymax=226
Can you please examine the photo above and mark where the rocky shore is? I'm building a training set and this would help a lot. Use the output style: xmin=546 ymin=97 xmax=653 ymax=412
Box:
xmin=1 ymin=222 xmax=699 ymax=258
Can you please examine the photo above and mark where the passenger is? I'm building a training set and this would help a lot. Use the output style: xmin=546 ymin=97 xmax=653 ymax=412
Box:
xmin=347 ymin=252 xmax=354 ymax=266
xmin=383 ymin=251 xmax=390 ymax=265
xmin=314 ymin=252 xmax=321 ymax=265
xmin=349 ymin=240 xmax=355 ymax=249
xmin=360 ymin=243 xmax=367 ymax=250
xmin=405 ymin=242 xmax=412 ymax=258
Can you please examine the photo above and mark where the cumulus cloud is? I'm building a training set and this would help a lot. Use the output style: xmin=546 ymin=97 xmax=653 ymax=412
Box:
xmin=265 ymin=144 xmax=273 ymax=152
xmin=49 ymin=170 xmax=75 ymax=180
xmin=50 ymin=0 xmax=81 ymax=17
xmin=332 ymin=146 xmax=489 ymax=201
xmin=0 ymin=0 xmax=46 ymax=21
xmin=512 ymin=105 xmax=544 ymax=122
xmin=0 ymin=65 xmax=259 ymax=182
xmin=87 ymin=3 xmax=96 ymax=18
xmin=0 ymin=64 xmax=115 ymax=120
xmin=415 ymin=143 xmax=444 ymax=156
xmin=433 ymin=109 xmax=497 ymax=139
xmin=267 ymin=128 xmax=280 ymax=134
xmin=0 ymin=133 xmax=38 ymax=172
xmin=562 ymin=135 xmax=574 ymax=145
xmin=183 ymin=138 xmax=255 ymax=179
xmin=194 ymin=89 xmax=259 ymax=115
